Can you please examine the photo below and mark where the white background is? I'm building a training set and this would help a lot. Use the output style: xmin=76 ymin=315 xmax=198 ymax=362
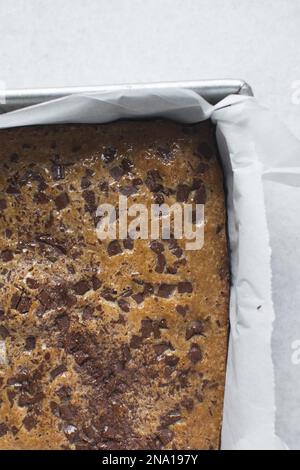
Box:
xmin=1 ymin=0 xmax=300 ymax=137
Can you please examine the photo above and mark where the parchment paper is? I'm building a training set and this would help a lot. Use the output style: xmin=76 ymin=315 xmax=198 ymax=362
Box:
xmin=0 ymin=88 xmax=297 ymax=450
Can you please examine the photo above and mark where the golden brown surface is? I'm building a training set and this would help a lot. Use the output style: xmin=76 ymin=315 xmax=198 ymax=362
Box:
xmin=0 ymin=120 xmax=229 ymax=450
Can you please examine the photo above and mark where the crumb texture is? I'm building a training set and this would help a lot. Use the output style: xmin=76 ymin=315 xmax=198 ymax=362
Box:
xmin=0 ymin=120 xmax=229 ymax=450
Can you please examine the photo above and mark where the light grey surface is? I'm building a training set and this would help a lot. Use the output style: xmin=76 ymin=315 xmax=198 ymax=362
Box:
xmin=0 ymin=0 xmax=299 ymax=135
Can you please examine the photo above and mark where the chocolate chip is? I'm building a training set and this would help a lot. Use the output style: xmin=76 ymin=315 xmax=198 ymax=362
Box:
xmin=195 ymin=142 xmax=214 ymax=160
xmin=164 ymin=354 xmax=179 ymax=367
xmin=50 ymin=364 xmax=67 ymax=380
xmin=25 ymin=336 xmax=36 ymax=350
xmin=33 ymin=192 xmax=49 ymax=204
xmin=0 ymin=199 xmax=7 ymax=211
xmin=120 ymin=185 xmax=138 ymax=196
xmin=150 ymin=240 xmax=164 ymax=254
xmin=186 ymin=320 xmax=205 ymax=340
xmin=132 ymin=292 xmax=144 ymax=304
xmin=54 ymin=192 xmax=70 ymax=211
xmin=82 ymin=189 xmax=96 ymax=214
xmin=0 ymin=423 xmax=8 ymax=437
xmin=157 ymin=428 xmax=174 ymax=445
xmin=123 ymin=237 xmax=134 ymax=250
xmin=175 ymin=304 xmax=188 ymax=316
xmin=194 ymin=185 xmax=207 ymax=204
xmin=0 ymin=325 xmax=9 ymax=339
xmin=132 ymin=178 xmax=143 ymax=186
xmin=22 ymin=415 xmax=37 ymax=431
xmin=109 ymin=165 xmax=124 ymax=181
xmin=1 ymin=250 xmax=13 ymax=262
xmin=107 ymin=240 xmax=122 ymax=256
xmin=155 ymin=254 xmax=166 ymax=273
xmin=178 ymin=281 xmax=193 ymax=294
xmin=176 ymin=184 xmax=190 ymax=203
xmin=102 ymin=147 xmax=117 ymax=163
xmin=188 ymin=343 xmax=202 ymax=364
xmin=117 ymin=299 xmax=130 ymax=313
xmin=130 ymin=335 xmax=143 ymax=349
xmin=73 ymin=280 xmax=90 ymax=296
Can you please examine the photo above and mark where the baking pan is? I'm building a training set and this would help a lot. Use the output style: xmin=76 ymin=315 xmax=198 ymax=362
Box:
xmin=0 ymin=79 xmax=253 ymax=114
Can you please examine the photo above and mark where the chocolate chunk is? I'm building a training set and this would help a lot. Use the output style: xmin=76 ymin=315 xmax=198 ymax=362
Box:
xmin=22 ymin=414 xmax=37 ymax=431
xmin=37 ymin=289 xmax=53 ymax=309
xmin=25 ymin=336 xmax=36 ymax=350
xmin=196 ymin=162 xmax=209 ymax=174
xmin=154 ymin=192 xmax=165 ymax=205
xmin=157 ymin=283 xmax=176 ymax=298
xmin=132 ymin=178 xmax=143 ymax=186
xmin=176 ymin=184 xmax=190 ymax=203
xmin=130 ymin=335 xmax=143 ymax=349
xmin=123 ymin=237 xmax=134 ymax=250
xmin=0 ymin=199 xmax=7 ymax=211
xmin=145 ymin=169 xmax=163 ymax=192
xmin=140 ymin=318 xmax=154 ymax=338
xmin=178 ymin=281 xmax=193 ymax=294
xmin=132 ymin=292 xmax=144 ymax=304
xmin=99 ymin=181 xmax=109 ymax=193
xmin=50 ymin=401 xmax=60 ymax=417
xmin=50 ymin=364 xmax=67 ymax=381
xmin=109 ymin=165 xmax=124 ymax=181
xmin=194 ymin=185 xmax=207 ymax=204
xmin=157 ymin=428 xmax=174 ymax=446
xmin=101 ymin=287 xmax=117 ymax=302
xmin=1 ymin=249 xmax=13 ymax=262
xmin=195 ymin=142 xmax=214 ymax=160
xmin=51 ymin=163 xmax=65 ymax=180
xmin=175 ymin=304 xmax=188 ymax=316
xmin=186 ymin=320 xmax=205 ymax=340
xmin=156 ymin=146 xmax=172 ymax=161
xmin=117 ymin=299 xmax=130 ymax=313
xmin=188 ymin=343 xmax=202 ymax=364
xmin=155 ymin=253 xmax=166 ymax=273
xmin=107 ymin=240 xmax=122 ymax=256
xmin=121 ymin=158 xmax=133 ymax=172
xmin=17 ymin=296 xmax=32 ymax=314
xmin=153 ymin=341 xmax=173 ymax=356
xmin=56 ymin=386 xmax=72 ymax=400
xmin=102 ymin=147 xmax=117 ymax=163
xmin=82 ymin=189 xmax=96 ymax=214
xmin=181 ymin=397 xmax=194 ymax=411
xmin=26 ymin=278 xmax=39 ymax=290
xmin=0 ymin=325 xmax=9 ymax=339
xmin=191 ymin=178 xmax=203 ymax=190
xmin=81 ymin=176 xmax=91 ymax=189
xmin=73 ymin=280 xmax=90 ymax=296
xmin=164 ymin=354 xmax=179 ymax=367
xmin=0 ymin=422 xmax=9 ymax=437
xmin=11 ymin=292 xmax=21 ymax=310
xmin=59 ymin=403 xmax=77 ymax=422
xmin=91 ymin=276 xmax=102 ymax=290
xmin=33 ymin=192 xmax=49 ymax=204
xmin=56 ymin=314 xmax=70 ymax=331
xmin=160 ymin=408 xmax=181 ymax=426
xmin=150 ymin=240 xmax=164 ymax=254
xmin=54 ymin=192 xmax=70 ymax=211
xmin=120 ymin=185 xmax=138 ymax=196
